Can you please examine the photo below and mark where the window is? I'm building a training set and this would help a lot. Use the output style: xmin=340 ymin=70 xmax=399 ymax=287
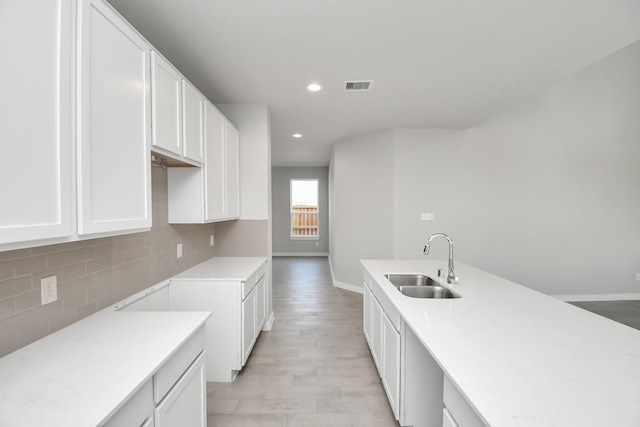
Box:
xmin=290 ymin=179 xmax=319 ymax=239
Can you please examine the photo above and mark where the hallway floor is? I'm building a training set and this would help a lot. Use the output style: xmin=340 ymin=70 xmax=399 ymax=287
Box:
xmin=206 ymin=256 xmax=398 ymax=426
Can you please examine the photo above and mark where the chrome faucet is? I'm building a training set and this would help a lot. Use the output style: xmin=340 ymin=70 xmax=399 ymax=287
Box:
xmin=423 ymin=233 xmax=458 ymax=284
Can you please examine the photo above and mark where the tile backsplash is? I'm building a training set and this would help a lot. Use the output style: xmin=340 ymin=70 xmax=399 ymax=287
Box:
xmin=0 ymin=165 xmax=217 ymax=357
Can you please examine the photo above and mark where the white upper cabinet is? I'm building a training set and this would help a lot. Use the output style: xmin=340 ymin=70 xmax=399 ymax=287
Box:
xmin=150 ymin=51 xmax=204 ymax=166
xmin=181 ymin=80 xmax=205 ymax=164
xmin=167 ymin=101 xmax=240 ymax=223
xmin=0 ymin=0 xmax=74 ymax=247
xmin=77 ymin=0 xmax=152 ymax=235
xmin=151 ymin=51 xmax=182 ymax=158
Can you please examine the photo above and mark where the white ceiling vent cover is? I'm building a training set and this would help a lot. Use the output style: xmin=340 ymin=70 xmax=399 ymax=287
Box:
xmin=344 ymin=80 xmax=374 ymax=92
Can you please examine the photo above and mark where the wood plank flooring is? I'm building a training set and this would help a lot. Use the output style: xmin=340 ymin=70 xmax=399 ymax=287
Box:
xmin=207 ymin=256 xmax=398 ymax=426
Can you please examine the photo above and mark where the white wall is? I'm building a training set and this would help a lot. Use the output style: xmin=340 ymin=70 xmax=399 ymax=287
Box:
xmin=329 ymin=130 xmax=395 ymax=289
xmin=330 ymin=40 xmax=640 ymax=297
xmin=272 ymin=167 xmax=329 ymax=255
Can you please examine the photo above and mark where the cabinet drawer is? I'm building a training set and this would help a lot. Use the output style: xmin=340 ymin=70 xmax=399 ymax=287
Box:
xmin=104 ymin=377 xmax=153 ymax=427
xmin=241 ymin=261 xmax=267 ymax=300
xmin=154 ymin=325 xmax=205 ymax=403
xmin=443 ymin=376 xmax=486 ymax=427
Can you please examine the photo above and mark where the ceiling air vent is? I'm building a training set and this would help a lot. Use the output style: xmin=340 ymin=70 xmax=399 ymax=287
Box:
xmin=344 ymin=80 xmax=374 ymax=92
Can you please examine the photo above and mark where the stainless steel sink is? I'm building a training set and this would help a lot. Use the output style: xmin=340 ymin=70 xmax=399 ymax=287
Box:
xmin=397 ymin=285 xmax=460 ymax=299
xmin=384 ymin=274 xmax=461 ymax=299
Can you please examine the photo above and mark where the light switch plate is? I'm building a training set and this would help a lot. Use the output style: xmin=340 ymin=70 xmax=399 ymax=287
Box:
xmin=420 ymin=212 xmax=435 ymax=221
xmin=636 ymin=273 xmax=640 ymax=282
xmin=210 ymin=235 xmax=214 ymax=246
xmin=177 ymin=243 xmax=183 ymax=258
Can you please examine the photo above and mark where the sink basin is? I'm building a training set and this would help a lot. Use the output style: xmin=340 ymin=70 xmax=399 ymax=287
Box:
xmin=398 ymin=285 xmax=460 ymax=299
xmin=384 ymin=274 xmax=461 ymax=299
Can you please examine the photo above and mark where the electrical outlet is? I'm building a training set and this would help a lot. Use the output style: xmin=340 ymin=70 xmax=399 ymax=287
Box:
xmin=41 ymin=275 xmax=57 ymax=305
xmin=420 ymin=212 xmax=435 ymax=221
xmin=177 ymin=243 xmax=183 ymax=258
xmin=210 ymin=235 xmax=214 ymax=246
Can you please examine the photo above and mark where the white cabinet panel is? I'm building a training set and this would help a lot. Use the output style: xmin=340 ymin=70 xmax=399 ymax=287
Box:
xmin=242 ymin=286 xmax=257 ymax=365
xmin=443 ymin=408 xmax=459 ymax=427
xmin=363 ymin=283 xmax=372 ymax=345
xmin=224 ymin=121 xmax=240 ymax=219
xmin=256 ymin=276 xmax=266 ymax=331
xmin=104 ymin=378 xmax=153 ymax=427
xmin=77 ymin=0 xmax=151 ymax=235
xmin=155 ymin=353 xmax=206 ymax=427
xmin=182 ymin=80 xmax=205 ymax=163
xmin=204 ymin=102 xmax=227 ymax=221
xmin=151 ymin=51 xmax=182 ymax=156
xmin=0 ymin=0 xmax=73 ymax=246
xmin=382 ymin=311 xmax=400 ymax=419
xmin=443 ymin=375 xmax=486 ymax=427
xmin=370 ymin=293 xmax=383 ymax=373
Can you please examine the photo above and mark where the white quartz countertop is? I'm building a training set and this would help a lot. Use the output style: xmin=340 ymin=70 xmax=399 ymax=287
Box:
xmin=172 ymin=256 xmax=267 ymax=281
xmin=361 ymin=259 xmax=640 ymax=427
xmin=0 ymin=310 xmax=210 ymax=427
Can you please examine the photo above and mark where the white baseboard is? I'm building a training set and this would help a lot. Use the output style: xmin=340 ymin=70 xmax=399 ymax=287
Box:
xmin=262 ymin=312 xmax=275 ymax=330
xmin=553 ymin=293 xmax=640 ymax=302
xmin=273 ymin=252 xmax=329 ymax=257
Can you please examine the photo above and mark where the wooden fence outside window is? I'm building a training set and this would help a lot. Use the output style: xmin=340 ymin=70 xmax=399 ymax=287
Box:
xmin=291 ymin=205 xmax=318 ymax=236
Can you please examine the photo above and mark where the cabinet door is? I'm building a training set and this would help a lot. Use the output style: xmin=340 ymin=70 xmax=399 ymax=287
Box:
xmin=255 ymin=277 xmax=266 ymax=332
xmin=370 ymin=294 xmax=383 ymax=373
xmin=151 ymin=51 xmax=182 ymax=156
xmin=225 ymin=121 xmax=240 ymax=219
xmin=0 ymin=0 xmax=73 ymax=246
xmin=241 ymin=287 xmax=256 ymax=366
xmin=182 ymin=80 xmax=204 ymax=163
xmin=77 ymin=0 xmax=152 ymax=235
xmin=363 ymin=284 xmax=372 ymax=345
xmin=382 ymin=312 xmax=400 ymax=419
xmin=155 ymin=353 xmax=206 ymax=427
xmin=204 ymin=101 xmax=226 ymax=221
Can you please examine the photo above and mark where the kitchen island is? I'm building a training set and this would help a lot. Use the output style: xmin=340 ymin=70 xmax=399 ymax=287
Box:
xmin=0 ymin=310 xmax=210 ymax=426
xmin=362 ymin=259 xmax=640 ymax=427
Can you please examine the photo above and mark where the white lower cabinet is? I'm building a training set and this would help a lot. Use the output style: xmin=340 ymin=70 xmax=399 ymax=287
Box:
xmin=363 ymin=270 xmax=450 ymax=427
xmin=363 ymin=278 xmax=400 ymax=419
xmin=155 ymin=353 xmax=206 ymax=427
xmin=103 ymin=324 xmax=206 ymax=427
xmin=169 ymin=260 xmax=268 ymax=382
xmin=382 ymin=312 xmax=400 ymax=417
xmin=363 ymin=284 xmax=372 ymax=344
xmin=242 ymin=285 xmax=257 ymax=364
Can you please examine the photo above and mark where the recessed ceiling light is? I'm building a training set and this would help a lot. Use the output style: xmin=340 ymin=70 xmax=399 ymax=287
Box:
xmin=293 ymin=133 xmax=303 ymax=138
xmin=307 ymin=83 xmax=321 ymax=92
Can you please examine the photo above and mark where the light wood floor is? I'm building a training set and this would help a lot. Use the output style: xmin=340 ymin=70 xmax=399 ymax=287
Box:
xmin=207 ymin=256 xmax=398 ymax=426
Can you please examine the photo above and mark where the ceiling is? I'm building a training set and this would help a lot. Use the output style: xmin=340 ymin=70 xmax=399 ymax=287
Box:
xmin=107 ymin=0 xmax=640 ymax=167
